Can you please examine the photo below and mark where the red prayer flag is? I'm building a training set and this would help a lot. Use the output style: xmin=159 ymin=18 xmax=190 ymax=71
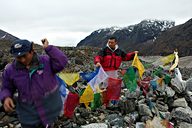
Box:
xmin=106 ymin=77 xmax=122 ymax=100
xmin=64 ymin=92 xmax=79 ymax=118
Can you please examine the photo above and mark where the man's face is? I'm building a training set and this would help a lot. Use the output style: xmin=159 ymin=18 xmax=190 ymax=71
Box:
xmin=107 ymin=39 xmax=117 ymax=49
xmin=16 ymin=51 xmax=34 ymax=66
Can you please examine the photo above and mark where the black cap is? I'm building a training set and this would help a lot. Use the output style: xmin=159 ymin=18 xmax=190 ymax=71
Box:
xmin=10 ymin=39 xmax=32 ymax=57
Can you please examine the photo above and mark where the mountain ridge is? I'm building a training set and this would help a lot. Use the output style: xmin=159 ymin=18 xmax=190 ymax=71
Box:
xmin=76 ymin=18 xmax=192 ymax=57
xmin=76 ymin=19 xmax=175 ymax=49
xmin=0 ymin=18 xmax=191 ymax=57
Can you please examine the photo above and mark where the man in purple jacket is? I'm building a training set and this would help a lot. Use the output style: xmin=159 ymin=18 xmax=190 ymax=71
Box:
xmin=0 ymin=38 xmax=68 ymax=128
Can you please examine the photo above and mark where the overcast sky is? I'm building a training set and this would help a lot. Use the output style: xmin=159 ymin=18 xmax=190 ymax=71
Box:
xmin=1 ymin=0 xmax=191 ymax=46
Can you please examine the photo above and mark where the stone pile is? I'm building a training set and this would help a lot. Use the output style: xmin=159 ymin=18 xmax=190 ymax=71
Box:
xmin=0 ymin=47 xmax=192 ymax=128
xmin=52 ymin=75 xmax=192 ymax=128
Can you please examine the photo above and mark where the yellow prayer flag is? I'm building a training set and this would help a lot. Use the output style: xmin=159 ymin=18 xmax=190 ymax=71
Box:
xmin=58 ymin=73 xmax=79 ymax=86
xmin=160 ymin=53 xmax=175 ymax=66
xmin=132 ymin=53 xmax=145 ymax=79
xmin=157 ymin=77 xmax=164 ymax=86
xmin=84 ymin=102 xmax=91 ymax=110
xmin=79 ymin=85 xmax=94 ymax=104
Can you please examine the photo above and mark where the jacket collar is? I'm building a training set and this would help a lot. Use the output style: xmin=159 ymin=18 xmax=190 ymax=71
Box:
xmin=106 ymin=43 xmax=119 ymax=52
xmin=15 ymin=52 xmax=40 ymax=69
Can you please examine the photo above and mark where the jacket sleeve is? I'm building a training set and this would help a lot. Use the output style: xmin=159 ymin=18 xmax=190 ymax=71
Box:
xmin=0 ymin=65 xmax=15 ymax=101
xmin=123 ymin=51 xmax=135 ymax=61
xmin=94 ymin=49 xmax=104 ymax=64
xmin=45 ymin=45 xmax=68 ymax=73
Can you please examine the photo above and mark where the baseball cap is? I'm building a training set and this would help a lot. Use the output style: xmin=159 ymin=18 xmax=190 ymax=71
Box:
xmin=10 ymin=39 xmax=32 ymax=57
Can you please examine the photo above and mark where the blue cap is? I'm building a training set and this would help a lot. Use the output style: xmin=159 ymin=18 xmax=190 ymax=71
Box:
xmin=10 ymin=39 xmax=32 ymax=57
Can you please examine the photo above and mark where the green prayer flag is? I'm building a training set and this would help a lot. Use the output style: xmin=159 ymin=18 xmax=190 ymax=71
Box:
xmin=164 ymin=74 xmax=171 ymax=84
xmin=123 ymin=67 xmax=137 ymax=92
xmin=91 ymin=93 xmax=102 ymax=110
xmin=152 ymin=67 xmax=164 ymax=77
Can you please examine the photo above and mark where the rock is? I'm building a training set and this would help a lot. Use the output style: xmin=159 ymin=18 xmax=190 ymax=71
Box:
xmin=89 ymin=117 xmax=97 ymax=123
xmin=55 ymin=119 xmax=72 ymax=127
xmin=0 ymin=51 xmax=4 ymax=58
xmin=171 ymin=76 xmax=186 ymax=93
xmin=76 ymin=118 xmax=87 ymax=125
xmin=159 ymin=111 xmax=171 ymax=120
xmin=172 ymin=98 xmax=188 ymax=108
xmin=81 ymin=123 xmax=108 ymax=128
xmin=138 ymin=99 xmax=145 ymax=104
xmin=106 ymin=114 xmax=124 ymax=127
xmin=185 ymin=79 xmax=192 ymax=109
xmin=62 ymin=122 xmax=74 ymax=128
xmin=76 ymin=108 xmax=91 ymax=119
xmin=186 ymin=78 xmax=192 ymax=91
xmin=75 ymin=113 xmax=81 ymax=118
xmin=0 ymin=112 xmax=5 ymax=119
xmin=75 ymin=58 xmax=84 ymax=65
xmin=156 ymin=101 xmax=169 ymax=112
xmin=140 ymin=116 xmax=152 ymax=122
xmin=135 ymin=122 xmax=145 ymax=128
xmin=188 ymin=102 xmax=192 ymax=110
xmin=129 ymin=111 xmax=139 ymax=123
xmin=124 ymin=116 xmax=135 ymax=128
xmin=171 ymin=107 xmax=192 ymax=123
xmin=15 ymin=123 xmax=21 ymax=128
xmin=138 ymin=95 xmax=145 ymax=100
xmin=98 ymin=113 xmax=105 ymax=121
xmin=166 ymin=97 xmax=174 ymax=108
xmin=138 ymin=104 xmax=153 ymax=117
xmin=124 ymin=111 xmax=139 ymax=124
xmin=177 ymin=122 xmax=192 ymax=128
xmin=119 ymin=98 xmax=136 ymax=114
xmin=106 ymin=114 xmax=118 ymax=121
xmin=124 ymin=88 xmax=140 ymax=99
xmin=165 ymin=86 xmax=175 ymax=97
xmin=124 ymin=116 xmax=131 ymax=124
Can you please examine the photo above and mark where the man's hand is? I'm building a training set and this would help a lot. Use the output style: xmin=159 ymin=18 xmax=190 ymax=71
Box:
xmin=41 ymin=38 xmax=49 ymax=49
xmin=95 ymin=62 xmax=101 ymax=67
xmin=3 ymin=97 xmax=15 ymax=112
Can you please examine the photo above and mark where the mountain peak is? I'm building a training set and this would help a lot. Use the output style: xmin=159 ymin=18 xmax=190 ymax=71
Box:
xmin=77 ymin=19 xmax=175 ymax=48
xmin=139 ymin=19 xmax=175 ymax=31
xmin=94 ymin=26 xmax=122 ymax=35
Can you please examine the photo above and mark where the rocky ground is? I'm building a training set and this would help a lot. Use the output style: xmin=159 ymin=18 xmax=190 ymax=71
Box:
xmin=0 ymin=47 xmax=192 ymax=128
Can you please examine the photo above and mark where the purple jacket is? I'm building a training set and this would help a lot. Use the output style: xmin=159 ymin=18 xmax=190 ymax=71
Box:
xmin=0 ymin=45 xmax=68 ymax=102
